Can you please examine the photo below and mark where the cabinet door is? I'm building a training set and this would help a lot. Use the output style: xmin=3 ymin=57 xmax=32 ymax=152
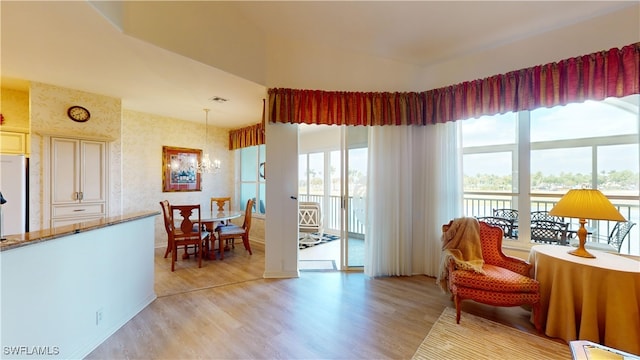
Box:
xmin=0 ymin=131 xmax=26 ymax=154
xmin=80 ymin=140 xmax=106 ymax=202
xmin=51 ymin=138 xmax=80 ymax=204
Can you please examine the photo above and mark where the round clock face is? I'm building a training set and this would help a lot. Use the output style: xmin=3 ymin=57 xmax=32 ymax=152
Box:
xmin=67 ymin=106 xmax=90 ymax=122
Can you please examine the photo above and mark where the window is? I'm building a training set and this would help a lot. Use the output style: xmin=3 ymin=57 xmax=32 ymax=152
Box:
xmin=239 ymin=144 xmax=266 ymax=214
xmin=462 ymin=95 xmax=639 ymax=255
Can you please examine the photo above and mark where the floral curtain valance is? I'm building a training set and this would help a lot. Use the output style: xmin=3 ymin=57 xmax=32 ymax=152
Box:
xmin=269 ymin=43 xmax=639 ymax=126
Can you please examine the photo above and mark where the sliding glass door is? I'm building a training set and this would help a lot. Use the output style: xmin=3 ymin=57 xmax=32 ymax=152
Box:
xmin=298 ymin=125 xmax=368 ymax=269
xmin=341 ymin=126 xmax=368 ymax=269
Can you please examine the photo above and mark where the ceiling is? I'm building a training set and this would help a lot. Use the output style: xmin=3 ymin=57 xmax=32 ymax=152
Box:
xmin=1 ymin=1 xmax=636 ymax=128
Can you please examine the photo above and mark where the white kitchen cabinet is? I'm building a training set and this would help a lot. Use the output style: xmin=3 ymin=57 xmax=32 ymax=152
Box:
xmin=50 ymin=137 xmax=108 ymax=227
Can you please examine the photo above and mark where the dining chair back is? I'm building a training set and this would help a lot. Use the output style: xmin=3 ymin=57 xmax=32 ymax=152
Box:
xmin=531 ymin=220 xmax=568 ymax=245
xmin=607 ymin=221 xmax=636 ymax=252
xmin=170 ymin=204 xmax=209 ymax=271
xmin=210 ymin=197 xmax=231 ymax=213
xmin=216 ymin=199 xmax=254 ymax=260
xmin=159 ymin=200 xmax=174 ymax=258
xmin=211 ymin=196 xmax=233 ymax=227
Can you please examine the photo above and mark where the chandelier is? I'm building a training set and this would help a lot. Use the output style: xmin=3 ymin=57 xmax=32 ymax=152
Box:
xmin=196 ymin=108 xmax=221 ymax=173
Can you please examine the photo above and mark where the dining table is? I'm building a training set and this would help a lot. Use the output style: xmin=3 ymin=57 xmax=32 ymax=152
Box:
xmin=200 ymin=210 xmax=242 ymax=259
xmin=528 ymin=244 xmax=640 ymax=355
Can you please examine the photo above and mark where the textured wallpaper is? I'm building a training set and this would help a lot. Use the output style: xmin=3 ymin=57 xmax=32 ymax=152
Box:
xmin=29 ymin=82 xmax=122 ymax=230
xmin=5 ymin=81 xmax=265 ymax=247
xmin=122 ymin=109 xmax=246 ymax=246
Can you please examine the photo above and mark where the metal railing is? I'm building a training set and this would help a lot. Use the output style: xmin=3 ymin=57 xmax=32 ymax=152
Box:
xmin=299 ymin=194 xmax=366 ymax=236
xmin=299 ymin=193 xmax=638 ymax=255
xmin=465 ymin=192 xmax=639 ymax=255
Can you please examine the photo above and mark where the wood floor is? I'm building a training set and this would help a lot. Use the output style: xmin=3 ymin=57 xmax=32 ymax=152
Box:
xmin=86 ymin=242 xmax=554 ymax=359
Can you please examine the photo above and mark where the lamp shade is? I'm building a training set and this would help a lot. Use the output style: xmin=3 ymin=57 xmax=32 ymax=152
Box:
xmin=549 ymin=189 xmax=626 ymax=221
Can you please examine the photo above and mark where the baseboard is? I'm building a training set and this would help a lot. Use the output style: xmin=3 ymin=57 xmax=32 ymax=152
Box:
xmin=263 ymin=269 xmax=300 ymax=278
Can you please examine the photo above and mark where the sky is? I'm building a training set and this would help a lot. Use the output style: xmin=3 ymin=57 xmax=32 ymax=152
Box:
xmin=462 ymin=95 xmax=639 ymax=177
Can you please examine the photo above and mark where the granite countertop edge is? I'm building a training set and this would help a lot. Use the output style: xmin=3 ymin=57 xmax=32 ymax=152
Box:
xmin=0 ymin=211 xmax=160 ymax=252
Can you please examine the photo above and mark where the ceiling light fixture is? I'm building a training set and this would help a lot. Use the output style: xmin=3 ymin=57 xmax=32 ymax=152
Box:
xmin=196 ymin=108 xmax=221 ymax=174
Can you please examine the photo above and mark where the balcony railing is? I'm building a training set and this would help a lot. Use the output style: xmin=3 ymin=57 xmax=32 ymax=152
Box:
xmin=465 ymin=192 xmax=639 ymax=255
xmin=299 ymin=192 xmax=638 ymax=256
xmin=299 ymin=194 xmax=365 ymax=236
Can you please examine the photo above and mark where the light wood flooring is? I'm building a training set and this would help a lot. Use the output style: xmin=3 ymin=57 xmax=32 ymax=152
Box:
xmin=87 ymin=241 xmax=558 ymax=359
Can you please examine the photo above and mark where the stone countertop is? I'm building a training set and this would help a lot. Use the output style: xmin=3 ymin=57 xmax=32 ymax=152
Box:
xmin=0 ymin=211 xmax=160 ymax=252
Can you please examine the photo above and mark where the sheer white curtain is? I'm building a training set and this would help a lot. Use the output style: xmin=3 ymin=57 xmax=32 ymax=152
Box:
xmin=364 ymin=122 xmax=463 ymax=277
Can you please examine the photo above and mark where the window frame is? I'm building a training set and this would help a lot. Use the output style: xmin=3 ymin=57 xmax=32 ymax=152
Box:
xmin=462 ymin=96 xmax=640 ymax=254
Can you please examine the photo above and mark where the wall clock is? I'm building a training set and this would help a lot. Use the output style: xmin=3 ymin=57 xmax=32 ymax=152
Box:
xmin=67 ymin=105 xmax=90 ymax=122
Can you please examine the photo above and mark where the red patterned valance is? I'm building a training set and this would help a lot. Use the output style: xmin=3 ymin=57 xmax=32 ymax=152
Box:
xmin=228 ymin=99 xmax=266 ymax=150
xmin=269 ymin=43 xmax=639 ymax=126
xmin=228 ymin=123 xmax=265 ymax=150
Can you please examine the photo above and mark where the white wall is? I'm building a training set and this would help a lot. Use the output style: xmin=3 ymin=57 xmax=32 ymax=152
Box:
xmin=264 ymin=121 xmax=300 ymax=278
xmin=0 ymin=216 xmax=156 ymax=359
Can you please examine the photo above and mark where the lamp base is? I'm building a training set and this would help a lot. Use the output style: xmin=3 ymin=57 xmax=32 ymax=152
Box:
xmin=568 ymin=246 xmax=595 ymax=258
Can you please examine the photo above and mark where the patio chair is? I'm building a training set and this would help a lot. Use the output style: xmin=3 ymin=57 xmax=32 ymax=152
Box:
xmin=530 ymin=220 xmax=568 ymax=245
xmin=476 ymin=216 xmax=514 ymax=240
xmin=530 ymin=210 xmax=564 ymax=223
xmin=299 ymin=201 xmax=324 ymax=245
xmin=606 ymin=221 xmax=636 ymax=252
xmin=570 ymin=221 xmax=636 ymax=253
xmin=440 ymin=219 xmax=541 ymax=332
xmin=492 ymin=209 xmax=519 ymax=238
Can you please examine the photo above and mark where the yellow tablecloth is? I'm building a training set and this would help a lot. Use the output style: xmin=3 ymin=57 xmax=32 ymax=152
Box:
xmin=528 ymin=245 xmax=640 ymax=355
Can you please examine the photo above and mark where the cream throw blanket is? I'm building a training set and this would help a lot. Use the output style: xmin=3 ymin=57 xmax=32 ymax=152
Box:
xmin=437 ymin=217 xmax=485 ymax=292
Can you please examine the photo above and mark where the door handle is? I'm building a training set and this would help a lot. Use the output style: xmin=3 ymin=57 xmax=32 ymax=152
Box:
xmin=290 ymin=196 xmax=297 ymax=200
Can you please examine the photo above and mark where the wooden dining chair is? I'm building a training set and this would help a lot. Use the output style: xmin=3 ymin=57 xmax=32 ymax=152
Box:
xmin=210 ymin=197 xmax=231 ymax=213
xmin=211 ymin=196 xmax=232 ymax=227
xmin=216 ymin=199 xmax=253 ymax=260
xmin=170 ymin=204 xmax=210 ymax=271
xmin=159 ymin=200 xmax=174 ymax=259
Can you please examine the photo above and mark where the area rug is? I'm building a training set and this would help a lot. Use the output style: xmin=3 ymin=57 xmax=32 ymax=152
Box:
xmin=298 ymin=233 xmax=340 ymax=249
xmin=412 ymin=307 xmax=571 ymax=360
xmin=299 ymin=260 xmax=337 ymax=271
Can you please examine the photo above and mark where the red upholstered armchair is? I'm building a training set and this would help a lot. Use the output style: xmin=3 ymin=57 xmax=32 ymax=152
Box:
xmin=442 ymin=220 xmax=542 ymax=332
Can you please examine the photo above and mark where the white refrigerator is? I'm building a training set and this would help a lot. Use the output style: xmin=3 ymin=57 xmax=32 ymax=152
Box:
xmin=0 ymin=154 xmax=27 ymax=237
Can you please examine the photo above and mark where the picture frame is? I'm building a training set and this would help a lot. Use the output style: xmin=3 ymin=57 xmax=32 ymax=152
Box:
xmin=162 ymin=146 xmax=202 ymax=192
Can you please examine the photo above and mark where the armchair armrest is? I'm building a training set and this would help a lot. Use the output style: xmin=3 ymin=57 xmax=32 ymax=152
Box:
xmin=492 ymin=255 xmax=532 ymax=276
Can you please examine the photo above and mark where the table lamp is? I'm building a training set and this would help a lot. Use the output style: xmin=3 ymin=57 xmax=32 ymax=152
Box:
xmin=549 ymin=189 xmax=625 ymax=258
